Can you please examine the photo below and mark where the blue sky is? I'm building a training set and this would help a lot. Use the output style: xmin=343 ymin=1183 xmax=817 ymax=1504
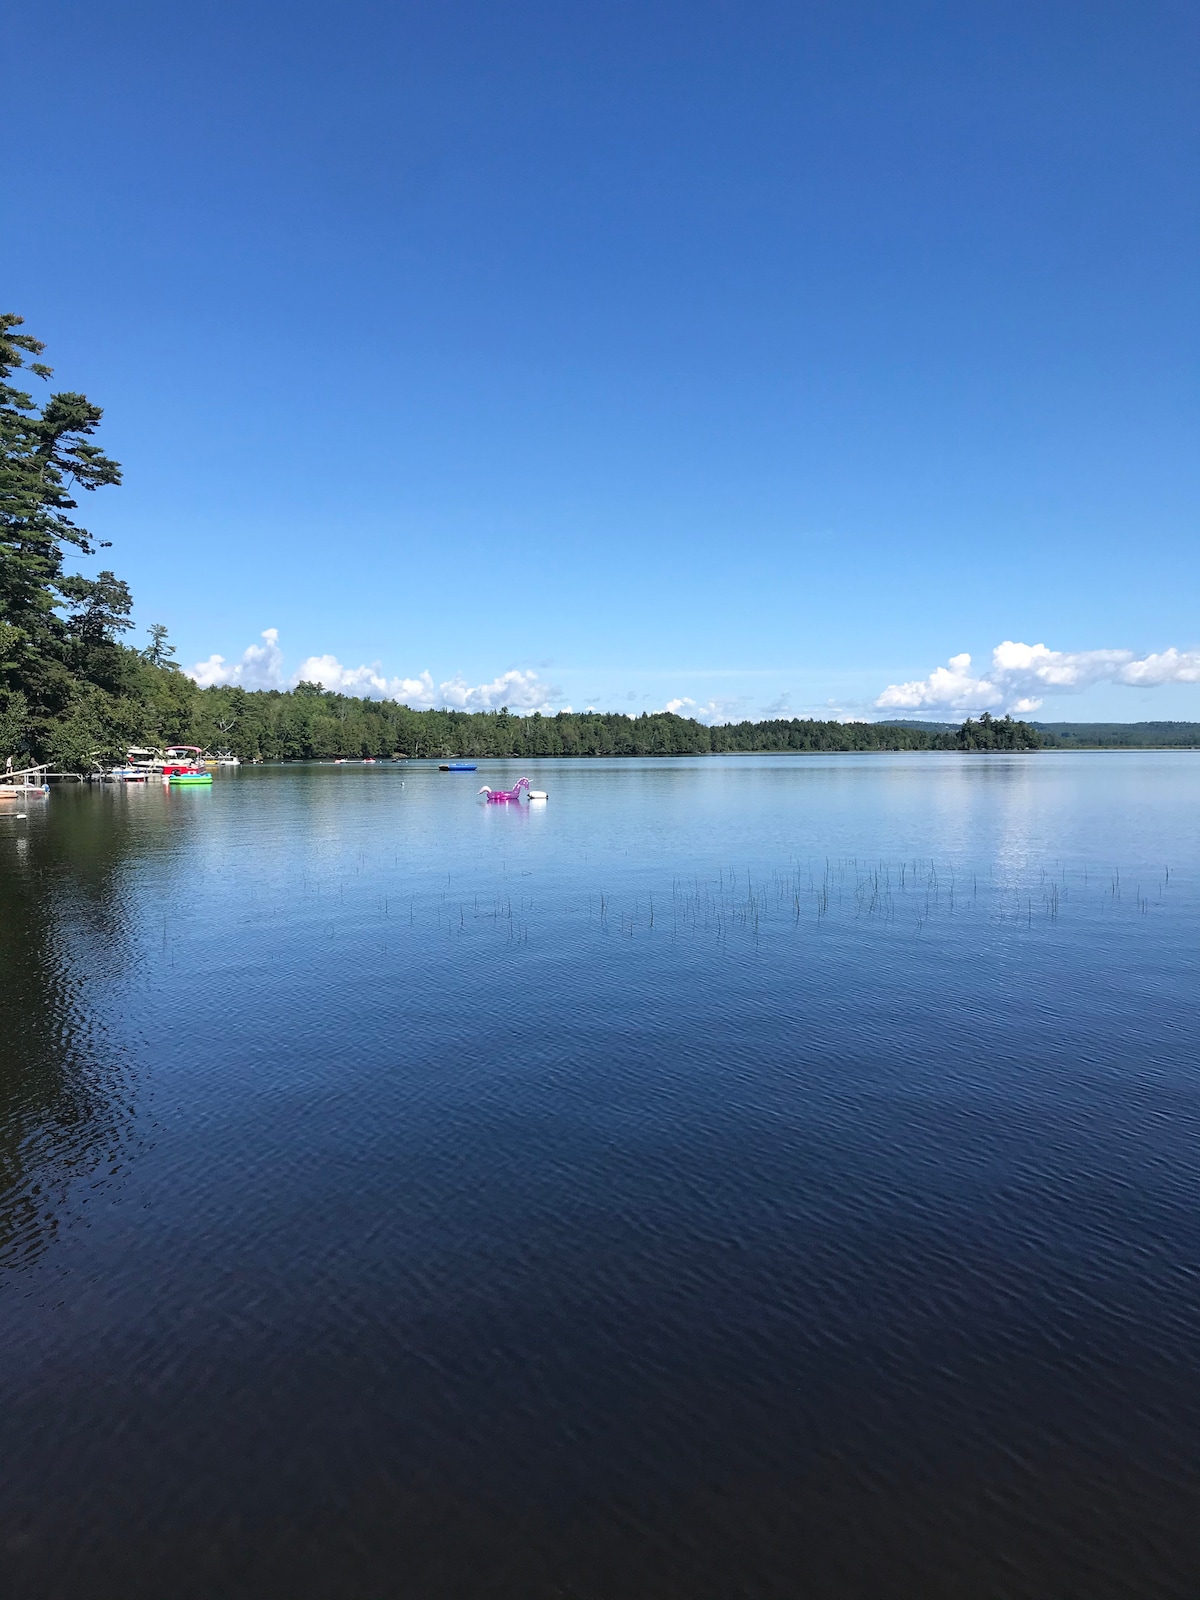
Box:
xmin=7 ymin=0 xmax=1197 ymax=721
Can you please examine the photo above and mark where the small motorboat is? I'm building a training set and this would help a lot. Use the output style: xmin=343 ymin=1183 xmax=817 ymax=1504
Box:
xmin=120 ymin=746 xmax=163 ymax=776
xmin=440 ymin=763 xmax=477 ymax=772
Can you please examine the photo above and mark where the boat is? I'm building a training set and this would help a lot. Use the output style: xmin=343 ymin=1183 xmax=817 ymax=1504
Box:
xmin=162 ymin=745 xmax=206 ymax=776
xmin=440 ymin=762 xmax=477 ymax=772
xmin=529 ymin=790 xmax=548 ymax=801
xmin=216 ymin=753 xmax=240 ymax=767
xmin=108 ymin=746 xmax=163 ymax=779
xmin=161 ymin=746 xmax=212 ymax=785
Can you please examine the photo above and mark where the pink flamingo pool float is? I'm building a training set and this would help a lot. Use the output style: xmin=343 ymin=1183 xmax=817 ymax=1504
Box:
xmin=479 ymin=777 xmax=530 ymax=804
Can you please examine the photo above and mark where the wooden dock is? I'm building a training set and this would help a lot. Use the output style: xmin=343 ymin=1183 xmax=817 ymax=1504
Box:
xmin=0 ymin=764 xmax=52 ymax=798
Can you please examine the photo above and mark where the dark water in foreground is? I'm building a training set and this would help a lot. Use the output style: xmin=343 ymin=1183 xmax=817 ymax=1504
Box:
xmin=1 ymin=754 xmax=1198 ymax=1600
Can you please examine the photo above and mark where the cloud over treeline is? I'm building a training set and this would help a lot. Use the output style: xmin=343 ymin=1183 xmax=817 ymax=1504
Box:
xmin=665 ymin=695 xmax=750 ymax=725
xmin=188 ymin=631 xmax=560 ymax=712
xmin=189 ymin=630 xmax=1200 ymax=726
xmin=877 ymin=641 xmax=1200 ymax=716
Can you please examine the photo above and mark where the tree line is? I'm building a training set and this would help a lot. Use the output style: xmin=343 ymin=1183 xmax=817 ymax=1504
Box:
xmin=156 ymin=691 xmax=1050 ymax=762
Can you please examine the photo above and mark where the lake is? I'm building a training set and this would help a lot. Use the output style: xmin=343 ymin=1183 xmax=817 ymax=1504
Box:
xmin=2 ymin=753 xmax=1198 ymax=1599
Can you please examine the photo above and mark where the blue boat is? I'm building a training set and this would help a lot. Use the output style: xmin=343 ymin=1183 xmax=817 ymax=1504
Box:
xmin=439 ymin=762 xmax=477 ymax=772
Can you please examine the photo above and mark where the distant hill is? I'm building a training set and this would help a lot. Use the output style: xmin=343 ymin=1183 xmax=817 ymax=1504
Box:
xmin=877 ymin=719 xmax=1200 ymax=747
xmin=1033 ymin=722 xmax=1200 ymax=748
xmin=874 ymin=720 xmax=957 ymax=732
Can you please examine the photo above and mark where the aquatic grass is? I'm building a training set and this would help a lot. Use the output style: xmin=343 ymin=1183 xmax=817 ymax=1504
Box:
xmin=152 ymin=823 xmax=1187 ymax=979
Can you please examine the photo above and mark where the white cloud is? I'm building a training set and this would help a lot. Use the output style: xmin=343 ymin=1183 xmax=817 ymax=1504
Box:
xmin=1116 ymin=647 xmax=1200 ymax=687
xmin=437 ymin=667 xmax=558 ymax=712
xmin=664 ymin=695 xmax=747 ymax=725
xmin=189 ymin=627 xmax=285 ymax=690
xmin=876 ymin=640 xmax=1200 ymax=717
xmin=295 ymin=656 xmax=437 ymax=706
xmin=187 ymin=632 xmax=559 ymax=711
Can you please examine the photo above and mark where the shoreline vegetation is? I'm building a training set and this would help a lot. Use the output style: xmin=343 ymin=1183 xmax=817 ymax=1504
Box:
xmin=4 ymin=314 xmax=1198 ymax=772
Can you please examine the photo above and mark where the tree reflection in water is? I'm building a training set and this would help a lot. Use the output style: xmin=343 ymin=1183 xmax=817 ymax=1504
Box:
xmin=0 ymin=790 xmax=145 ymax=1269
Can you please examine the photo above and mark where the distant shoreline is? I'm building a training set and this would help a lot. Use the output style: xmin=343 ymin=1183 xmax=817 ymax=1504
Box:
xmin=248 ymin=742 xmax=1200 ymax=765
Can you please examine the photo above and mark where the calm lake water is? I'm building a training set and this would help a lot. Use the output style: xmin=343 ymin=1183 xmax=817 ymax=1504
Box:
xmin=2 ymin=754 xmax=1199 ymax=1599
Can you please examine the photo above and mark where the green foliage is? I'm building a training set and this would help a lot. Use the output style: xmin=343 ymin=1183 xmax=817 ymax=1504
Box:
xmin=1035 ymin=721 xmax=1200 ymax=748
xmin=1 ymin=313 xmax=128 ymax=765
xmin=142 ymin=623 xmax=177 ymax=668
xmin=1 ymin=315 xmax=122 ymax=663
xmin=50 ymin=686 xmax=1037 ymax=764
xmin=944 ymin=712 xmax=1042 ymax=751
xmin=43 ymin=682 xmax=148 ymax=772
xmin=0 ymin=687 xmax=31 ymax=759
xmin=59 ymin=569 xmax=135 ymax=645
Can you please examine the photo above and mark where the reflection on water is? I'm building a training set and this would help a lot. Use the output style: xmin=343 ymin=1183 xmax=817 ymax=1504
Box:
xmin=0 ymin=792 xmax=145 ymax=1268
xmin=1 ymin=756 xmax=1199 ymax=1599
